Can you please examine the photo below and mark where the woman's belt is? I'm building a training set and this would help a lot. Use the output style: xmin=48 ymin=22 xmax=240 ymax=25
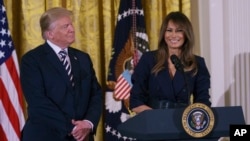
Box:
xmin=148 ymin=99 xmax=188 ymax=109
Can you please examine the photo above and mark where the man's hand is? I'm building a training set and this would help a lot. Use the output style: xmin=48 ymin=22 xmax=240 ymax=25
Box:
xmin=71 ymin=119 xmax=91 ymax=141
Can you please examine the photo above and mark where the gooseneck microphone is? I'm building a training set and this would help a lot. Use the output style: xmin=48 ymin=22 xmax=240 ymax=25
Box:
xmin=170 ymin=55 xmax=184 ymax=72
xmin=170 ymin=54 xmax=190 ymax=105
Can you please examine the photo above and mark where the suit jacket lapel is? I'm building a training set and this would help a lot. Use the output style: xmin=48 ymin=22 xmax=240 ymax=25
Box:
xmin=44 ymin=43 xmax=71 ymax=86
xmin=172 ymin=71 xmax=186 ymax=96
xmin=156 ymin=68 xmax=186 ymax=101
xmin=157 ymin=69 xmax=176 ymax=101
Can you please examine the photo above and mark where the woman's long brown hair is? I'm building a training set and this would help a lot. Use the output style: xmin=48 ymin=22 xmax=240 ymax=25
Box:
xmin=151 ymin=11 xmax=197 ymax=76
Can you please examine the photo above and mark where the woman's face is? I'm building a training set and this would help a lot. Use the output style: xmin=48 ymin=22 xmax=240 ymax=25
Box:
xmin=164 ymin=20 xmax=185 ymax=50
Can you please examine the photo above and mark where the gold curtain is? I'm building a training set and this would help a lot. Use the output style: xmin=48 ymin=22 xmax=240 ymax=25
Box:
xmin=4 ymin=0 xmax=190 ymax=140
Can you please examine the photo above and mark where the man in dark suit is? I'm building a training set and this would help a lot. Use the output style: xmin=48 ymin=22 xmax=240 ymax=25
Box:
xmin=20 ymin=7 xmax=102 ymax=141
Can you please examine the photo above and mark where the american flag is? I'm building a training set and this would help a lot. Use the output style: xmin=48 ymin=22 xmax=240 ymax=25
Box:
xmin=105 ymin=0 xmax=149 ymax=140
xmin=0 ymin=1 xmax=25 ymax=141
xmin=114 ymin=70 xmax=132 ymax=100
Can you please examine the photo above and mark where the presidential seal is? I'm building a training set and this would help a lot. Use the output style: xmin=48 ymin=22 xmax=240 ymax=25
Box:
xmin=182 ymin=103 xmax=215 ymax=138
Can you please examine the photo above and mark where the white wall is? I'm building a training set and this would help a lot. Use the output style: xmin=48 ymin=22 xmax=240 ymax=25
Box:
xmin=192 ymin=0 xmax=250 ymax=124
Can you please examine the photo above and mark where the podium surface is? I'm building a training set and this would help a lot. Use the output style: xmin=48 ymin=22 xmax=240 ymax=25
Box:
xmin=118 ymin=106 xmax=245 ymax=140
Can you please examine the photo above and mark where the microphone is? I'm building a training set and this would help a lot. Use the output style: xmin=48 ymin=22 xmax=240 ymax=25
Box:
xmin=170 ymin=54 xmax=190 ymax=105
xmin=170 ymin=54 xmax=184 ymax=72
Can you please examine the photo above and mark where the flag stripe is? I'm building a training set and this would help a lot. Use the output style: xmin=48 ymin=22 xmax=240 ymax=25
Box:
xmin=1 ymin=55 xmax=25 ymax=123
xmin=114 ymin=77 xmax=131 ymax=99
xmin=0 ymin=79 xmax=20 ymax=136
xmin=6 ymin=51 xmax=23 ymax=104
xmin=115 ymin=78 xmax=127 ymax=92
xmin=5 ymin=53 xmax=24 ymax=111
xmin=0 ymin=1 xmax=25 ymax=141
xmin=0 ymin=53 xmax=25 ymax=141
xmin=0 ymin=101 xmax=19 ymax=141
xmin=0 ymin=122 xmax=8 ymax=141
xmin=115 ymin=85 xmax=130 ymax=99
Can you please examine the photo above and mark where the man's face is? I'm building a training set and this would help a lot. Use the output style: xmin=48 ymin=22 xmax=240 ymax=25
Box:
xmin=48 ymin=16 xmax=75 ymax=48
